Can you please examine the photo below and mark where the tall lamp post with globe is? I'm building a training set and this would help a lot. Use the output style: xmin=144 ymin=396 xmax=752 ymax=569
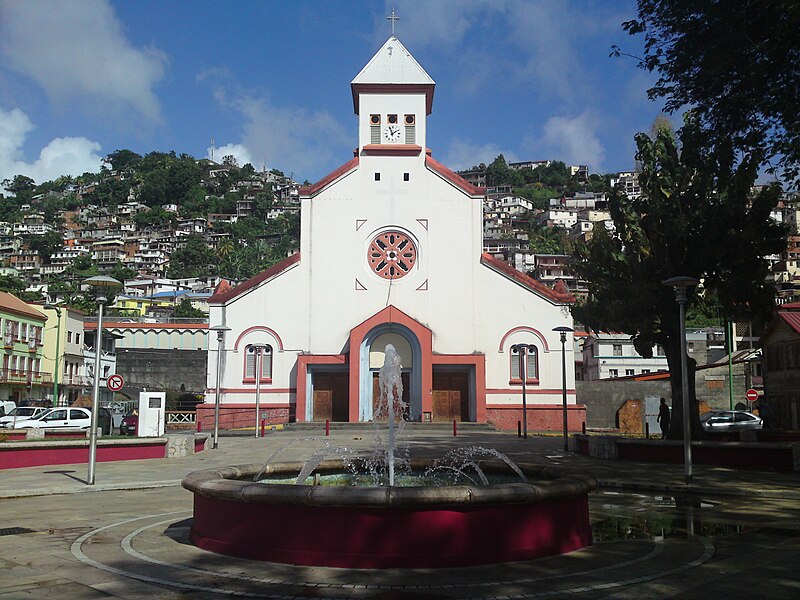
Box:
xmin=83 ymin=275 xmax=122 ymax=486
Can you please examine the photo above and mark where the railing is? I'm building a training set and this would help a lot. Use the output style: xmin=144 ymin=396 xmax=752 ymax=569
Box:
xmin=60 ymin=374 xmax=92 ymax=386
xmin=0 ymin=370 xmax=52 ymax=384
xmin=85 ymin=316 xmax=208 ymax=325
xmin=166 ymin=411 xmax=196 ymax=428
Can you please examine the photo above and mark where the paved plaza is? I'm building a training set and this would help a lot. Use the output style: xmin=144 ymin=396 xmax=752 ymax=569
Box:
xmin=1 ymin=426 xmax=799 ymax=599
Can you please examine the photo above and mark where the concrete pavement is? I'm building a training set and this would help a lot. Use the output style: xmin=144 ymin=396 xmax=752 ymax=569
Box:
xmin=1 ymin=426 xmax=799 ymax=599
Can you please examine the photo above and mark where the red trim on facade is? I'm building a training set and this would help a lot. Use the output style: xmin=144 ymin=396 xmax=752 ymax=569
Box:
xmin=498 ymin=326 xmax=551 ymax=353
xmin=349 ymin=306 xmax=434 ymax=422
xmin=361 ymin=144 xmax=422 ymax=156
xmin=351 ymin=83 xmax=435 ymax=115
xmin=209 ymin=253 xmax=301 ymax=305
xmin=481 ymin=253 xmax=575 ymax=303
xmin=486 ymin=405 xmax=586 ymax=432
xmin=424 ymin=155 xmax=486 ymax=196
xmin=296 ymin=354 xmax=348 ymax=421
xmin=233 ymin=326 xmax=284 ymax=351
xmin=298 ymin=157 xmax=359 ymax=197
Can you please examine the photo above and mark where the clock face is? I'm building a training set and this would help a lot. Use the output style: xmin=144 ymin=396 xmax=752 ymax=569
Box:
xmin=368 ymin=231 xmax=417 ymax=279
xmin=384 ymin=124 xmax=401 ymax=142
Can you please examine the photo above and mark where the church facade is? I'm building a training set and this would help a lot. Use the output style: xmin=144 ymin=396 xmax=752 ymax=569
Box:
xmin=200 ymin=37 xmax=583 ymax=430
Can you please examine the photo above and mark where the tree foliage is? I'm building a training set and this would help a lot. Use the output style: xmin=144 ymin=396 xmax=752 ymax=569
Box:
xmin=571 ymin=116 xmax=786 ymax=438
xmin=168 ymin=235 xmax=218 ymax=278
xmin=618 ymin=0 xmax=800 ymax=185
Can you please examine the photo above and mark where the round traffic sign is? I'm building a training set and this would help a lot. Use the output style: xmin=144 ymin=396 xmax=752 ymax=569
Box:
xmin=107 ymin=374 xmax=125 ymax=392
xmin=745 ymin=388 xmax=759 ymax=402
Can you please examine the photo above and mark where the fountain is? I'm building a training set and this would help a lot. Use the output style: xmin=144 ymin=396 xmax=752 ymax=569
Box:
xmin=182 ymin=345 xmax=596 ymax=569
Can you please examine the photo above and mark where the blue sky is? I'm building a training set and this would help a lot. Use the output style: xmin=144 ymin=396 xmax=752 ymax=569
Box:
xmin=0 ymin=0 xmax=666 ymax=187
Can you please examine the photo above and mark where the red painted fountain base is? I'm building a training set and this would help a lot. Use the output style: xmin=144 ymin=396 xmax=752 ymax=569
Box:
xmin=191 ymin=493 xmax=591 ymax=568
xmin=183 ymin=462 xmax=596 ymax=569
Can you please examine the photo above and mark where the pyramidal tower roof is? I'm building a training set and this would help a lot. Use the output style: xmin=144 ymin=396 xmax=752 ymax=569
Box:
xmin=351 ymin=36 xmax=436 ymax=114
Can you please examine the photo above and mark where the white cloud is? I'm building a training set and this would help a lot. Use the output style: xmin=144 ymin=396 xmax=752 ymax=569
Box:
xmin=206 ymin=143 xmax=253 ymax=168
xmin=211 ymin=89 xmax=350 ymax=180
xmin=526 ymin=111 xmax=606 ymax=171
xmin=0 ymin=107 xmax=103 ymax=186
xmin=442 ymin=139 xmax=518 ymax=172
xmin=0 ymin=0 xmax=166 ymax=123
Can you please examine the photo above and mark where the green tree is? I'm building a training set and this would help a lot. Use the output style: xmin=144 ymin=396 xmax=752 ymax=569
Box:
xmin=103 ymin=149 xmax=142 ymax=171
xmin=174 ymin=298 xmax=206 ymax=318
xmin=167 ymin=235 xmax=217 ymax=278
xmin=2 ymin=175 xmax=36 ymax=200
xmin=528 ymin=224 xmax=569 ymax=255
xmin=571 ymin=117 xmax=786 ymax=439
xmin=618 ymin=0 xmax=800 ymax=184
xmin=26 ymin=230 xmax=63 ymax=263
xmin=0 ymin=274 xmax=28 ymax=295
xmin=134 ymin=206 xmax=176 ymax=229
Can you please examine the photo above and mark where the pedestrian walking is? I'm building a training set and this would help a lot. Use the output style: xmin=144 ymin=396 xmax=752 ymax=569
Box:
xmin=657 ymin=397 xmax=671 ymax=439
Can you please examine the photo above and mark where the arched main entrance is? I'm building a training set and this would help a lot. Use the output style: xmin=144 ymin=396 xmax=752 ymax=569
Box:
xmin=359 ymin=325 xmax=422 ymax=421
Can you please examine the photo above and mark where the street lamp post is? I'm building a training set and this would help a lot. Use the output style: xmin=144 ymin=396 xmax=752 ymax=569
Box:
xmin=209 ymin=325 xmax=230 ymax=449
xmin=553 ymin=326 xmax=574 ymax=452
xmin=249 ymin=343 xmax=269 ymax=438
xmin=44 ymin=304 xmax=62 ymax=406
xmin=510 ymin=344 xmax=535 ymax=439
xmin=662 ymin=276 xmax=699 ymax=486
xmin=83 ymin=276 xmax=122 ymax=486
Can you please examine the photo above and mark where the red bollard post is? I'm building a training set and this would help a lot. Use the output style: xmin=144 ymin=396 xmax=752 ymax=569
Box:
xmin=260 ymin=419 xmax=266 ymax=437
xmin=325 ymin=419 xmax=330 ymax=436
xmin=453 ymin=419 xmax=457 ymax=437
xmin=197 ymin=419 xmax=202 ymax=433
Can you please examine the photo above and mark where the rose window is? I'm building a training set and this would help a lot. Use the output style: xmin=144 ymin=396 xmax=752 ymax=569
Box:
xmin=367 ymin=231 xmax=417 ymax=279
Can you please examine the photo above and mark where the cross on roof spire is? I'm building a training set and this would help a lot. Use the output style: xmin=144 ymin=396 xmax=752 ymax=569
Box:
xmin=387 ymin=7 xmax=399 ymax=36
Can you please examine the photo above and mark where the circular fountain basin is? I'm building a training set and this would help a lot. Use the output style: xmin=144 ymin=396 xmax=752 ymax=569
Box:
xmin=182 ymin=459 xmax=596 ymax=569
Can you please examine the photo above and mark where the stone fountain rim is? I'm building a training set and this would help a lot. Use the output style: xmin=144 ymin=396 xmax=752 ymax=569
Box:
xmin=181 ymin=459 xmax=597 ymax=508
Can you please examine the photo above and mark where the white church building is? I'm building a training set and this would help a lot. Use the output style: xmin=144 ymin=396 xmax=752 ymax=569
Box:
xmin=200 ymin=36 xmax=583 ymax=430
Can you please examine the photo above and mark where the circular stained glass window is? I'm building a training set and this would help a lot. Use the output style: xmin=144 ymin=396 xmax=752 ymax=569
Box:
xmin=367 ymin=231 xmax=417 ymax=279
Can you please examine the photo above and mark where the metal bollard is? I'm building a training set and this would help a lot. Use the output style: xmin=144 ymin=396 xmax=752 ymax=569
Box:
xmin=582 ymin=421 xmax=586 ymax=435
xmin=325 ymin=419 xmax=330 ymax=436
xmin=453 ymin=419 xmax=457 ymax=437
xmin=645 ymin=422 xmax=650 ymax=439
xmin=518 ymin=420 xmax=522 ymax=438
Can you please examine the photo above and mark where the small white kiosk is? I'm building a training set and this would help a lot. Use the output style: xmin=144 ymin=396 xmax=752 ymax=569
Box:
xmin=137 ymin=391 xmax=166 ymax=437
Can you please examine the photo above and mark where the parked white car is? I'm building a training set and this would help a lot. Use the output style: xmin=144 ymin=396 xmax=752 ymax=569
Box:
xmin=0 ymin=406 xmax=48 ymax=428
xmin=6 ymin=407 xmax=92 ymax=430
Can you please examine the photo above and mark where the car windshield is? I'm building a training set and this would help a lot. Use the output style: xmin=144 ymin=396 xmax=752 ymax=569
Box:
xmin=7 ymin=407 xmax=38 ymax=417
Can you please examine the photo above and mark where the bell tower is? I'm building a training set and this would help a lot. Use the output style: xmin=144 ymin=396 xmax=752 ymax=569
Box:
xmin=350 ymin=36 xmax=435 ymax=157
